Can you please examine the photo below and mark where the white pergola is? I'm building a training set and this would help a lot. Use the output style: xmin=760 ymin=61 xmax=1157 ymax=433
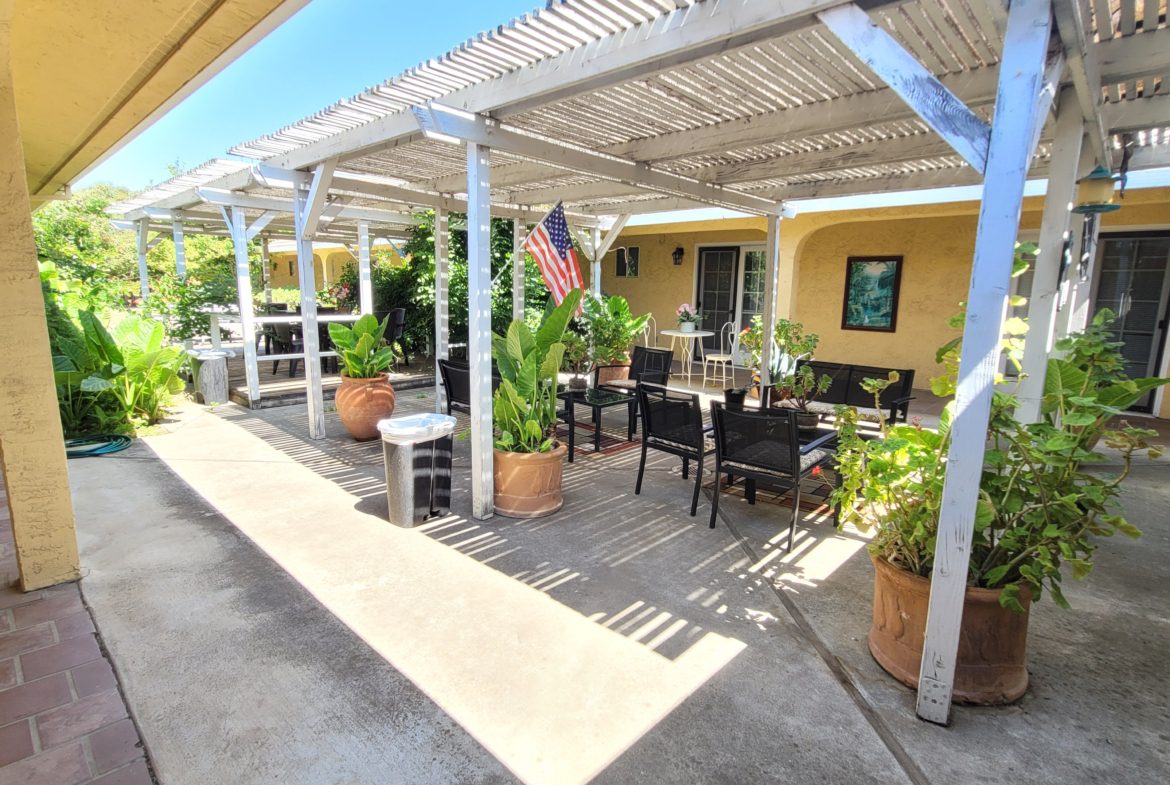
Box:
xmin=117 ymin=0 xmax=1168 ymax=723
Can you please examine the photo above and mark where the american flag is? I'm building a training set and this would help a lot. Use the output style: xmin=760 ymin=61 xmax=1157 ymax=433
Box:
xmin=524 ymin=202 xmax=584 ymax=307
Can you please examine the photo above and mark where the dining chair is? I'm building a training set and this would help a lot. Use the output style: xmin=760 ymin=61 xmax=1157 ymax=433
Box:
xmin=702 ymin=321 xmax=737 ymax=388
xmin=708 ymin=402 xmax=835 ymax=549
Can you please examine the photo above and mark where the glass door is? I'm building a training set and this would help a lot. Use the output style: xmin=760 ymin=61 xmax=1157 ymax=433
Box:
xmin=735 ymin=247 xmax=766 ymax=364
xmin=1092 ymin=232 xmax=1170 ymax=412
xmin=695 ymin=247 xmax=739 ymax=357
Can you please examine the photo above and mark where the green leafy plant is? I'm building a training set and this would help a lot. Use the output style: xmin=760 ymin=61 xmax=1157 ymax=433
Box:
xmin=581 ymin=293 xmax=650 ymax=365
xmin=51 ymin=311 xmax=185 ymax=435
xmin=492 ymin=289 xmax=583 ymax=453
xmin=739 ymin=315 xmax=832 ymax=408
xmin=832 ymin=308 xmax=1169 ymax=611
xmin=560 ymin=330 xmax=592 ymax=379
xmin=327 ymin=314 xmax=397 ymax=378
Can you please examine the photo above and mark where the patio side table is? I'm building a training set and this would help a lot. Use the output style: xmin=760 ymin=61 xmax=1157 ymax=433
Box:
xmin=660 ymin=328 xmax=714 ymax=384
xmin=559 ymin=388 xmax=636 ymax=454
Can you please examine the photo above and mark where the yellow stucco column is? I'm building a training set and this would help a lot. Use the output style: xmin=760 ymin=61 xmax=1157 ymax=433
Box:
xmin=0 ymin=11 xmax=81 ymax=591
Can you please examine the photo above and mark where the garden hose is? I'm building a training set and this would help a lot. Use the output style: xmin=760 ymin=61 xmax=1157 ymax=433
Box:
xmin=65 ymin=435 xmax=132 ymax=459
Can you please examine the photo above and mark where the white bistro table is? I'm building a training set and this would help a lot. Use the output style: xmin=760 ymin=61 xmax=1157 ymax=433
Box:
xmin=660 ymin=328 xmax=714 ymax=384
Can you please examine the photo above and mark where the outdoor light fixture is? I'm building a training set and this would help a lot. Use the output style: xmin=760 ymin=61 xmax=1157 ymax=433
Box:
xmin=1072 ymin=166 xmax=1120 ymax=214
xmin=672 ymin=247 xmax=684 ymax=265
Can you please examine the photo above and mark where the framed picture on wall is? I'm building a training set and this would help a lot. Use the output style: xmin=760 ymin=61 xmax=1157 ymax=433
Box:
xmin=841 ymin=256 xmax=903 ymax=332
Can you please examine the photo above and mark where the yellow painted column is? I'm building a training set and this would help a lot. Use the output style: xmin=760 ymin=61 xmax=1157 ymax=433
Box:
xmin=0 ymin=10 xmax=81 ymax=591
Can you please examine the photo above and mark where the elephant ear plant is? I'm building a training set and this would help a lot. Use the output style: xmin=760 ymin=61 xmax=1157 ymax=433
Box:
xmin=832 ymin=308 xmax=1168 ymax=611
xmin=492 ymin=288 xmax=583 ymax=453
xmin=327 ymin=314 xmax=397 ymax=377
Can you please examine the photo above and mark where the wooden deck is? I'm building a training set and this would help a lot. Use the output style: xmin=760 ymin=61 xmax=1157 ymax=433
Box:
xmin=225 ymin=348 xmax=435 ymax=409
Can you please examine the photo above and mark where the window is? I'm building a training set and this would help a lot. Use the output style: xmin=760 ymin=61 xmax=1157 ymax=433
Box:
xmin=615 ymin=246 xmax=639 ymax=278
xmin=288 ymin=260 xmax=295 ymax=277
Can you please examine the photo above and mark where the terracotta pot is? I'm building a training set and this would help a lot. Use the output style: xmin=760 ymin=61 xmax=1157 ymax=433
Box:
xmin=335 ymin=372 xmax=396 ymax=441
xmin=595 ymin=363 xmax=630 ymax=386
xmin=868 ymin=555 xmax=1031 ymax=705
xmin=494 ymin=444 xmax=568 ymax=518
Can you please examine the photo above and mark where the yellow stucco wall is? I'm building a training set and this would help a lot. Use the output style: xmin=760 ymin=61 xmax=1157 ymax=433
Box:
xmin=602 ymin=188 xmax=1170 ymax=417
xmin=267 ymin=245 xmax=404 ymax=290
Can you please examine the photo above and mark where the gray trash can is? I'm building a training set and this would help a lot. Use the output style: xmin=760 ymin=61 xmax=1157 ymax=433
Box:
xmin=378 ymin=413 xmax=456 ymax=527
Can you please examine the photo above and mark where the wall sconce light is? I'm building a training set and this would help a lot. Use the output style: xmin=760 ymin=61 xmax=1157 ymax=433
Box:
xmin=672 ymin=247 xmax=684 ymax=265
xmin=1072 ymin=165 xmax=1120 ymax=214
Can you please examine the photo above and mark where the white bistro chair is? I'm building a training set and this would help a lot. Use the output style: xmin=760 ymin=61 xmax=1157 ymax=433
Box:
xmin=702 ymin=321 xmax=738 ymax=388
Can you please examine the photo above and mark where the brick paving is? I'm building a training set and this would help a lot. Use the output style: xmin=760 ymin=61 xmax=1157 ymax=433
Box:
xmin=0 ymin=482 xmax=153 ymax=785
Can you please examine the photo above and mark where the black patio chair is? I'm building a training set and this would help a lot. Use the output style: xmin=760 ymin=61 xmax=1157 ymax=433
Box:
xmin=635 ymin=383 xmax=708 ymax=516
xmin=708 ymin=402 xmax=835 ymax=549
xmin=594 ymin=345 xmax=674 ymax=437
xmin=270 ymin=322 xmax=302 ymax=377
xmin=387 ymin=307 xmax=409 ymax=366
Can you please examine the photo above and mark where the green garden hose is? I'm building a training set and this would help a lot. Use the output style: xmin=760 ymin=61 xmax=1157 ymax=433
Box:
xmin=65 ymin=435 xmax=132 ymax=459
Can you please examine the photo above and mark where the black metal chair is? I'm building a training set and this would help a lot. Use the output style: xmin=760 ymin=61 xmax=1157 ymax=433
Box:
xmin=708 ymin=402 xmax=835 ymax=549
xmin=270 ymin=322 xmax=302 ymax=377
xmin=594 ymin=345 xmax=674 ymax=437
xmin=387 ymin=308 xmax=408 ymax=366
xmin=635 ymin=383 xmax=708 ymax=516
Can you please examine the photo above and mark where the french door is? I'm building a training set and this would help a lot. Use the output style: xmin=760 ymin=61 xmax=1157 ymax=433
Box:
xmin=695 ymin=247 xmax=739 ymax=356
xmin=1091 ymin=232 xmax=1170 ymax=412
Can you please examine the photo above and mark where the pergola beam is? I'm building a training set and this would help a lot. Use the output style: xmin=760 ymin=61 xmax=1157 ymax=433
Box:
xmin=300 ymin=159 xmax=337 ymax=240
xmin=1053 ymin=0 xmax=1111 ymax=168
xmin=817 ymin=3 xmax=991 ymax=172
xmin=412 ymin=103 xmax=782 ymax=215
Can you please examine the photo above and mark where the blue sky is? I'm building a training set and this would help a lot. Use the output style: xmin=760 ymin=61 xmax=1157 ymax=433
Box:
xmin=77 ymin=0 xmax=538 ymax=192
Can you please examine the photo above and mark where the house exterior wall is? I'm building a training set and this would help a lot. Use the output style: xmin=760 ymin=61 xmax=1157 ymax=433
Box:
xmin=601 ymin=187 xmax=1170 ymax=418
xmin=266 ymin=245 xmax=404 ymax=290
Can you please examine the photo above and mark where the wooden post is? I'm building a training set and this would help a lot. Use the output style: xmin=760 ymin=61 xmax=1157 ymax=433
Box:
xmin=294 ymin=184 xmax=326 ymax=438
xmin=172 ymin=220 xmax=186 ymax=279
xmin=467 ymin=143 xmax=494 ymax=520
xmin=136 ymin=219 xmax=150 ymax=299
xmin=357 ymin=220 xmax=374 ymax=316
xmin=261 ymin=237 xmax=272 ymax=306
xmin=513 ymin=218 xmax=525 ymax=322
xmin=759 ymin=214 xmax=781 ymax=386
xmin=591 ymin=225 xmax=602 ymax=297
xmin=229 ymin=206 xmax=260 ymax=404
xmin=1016 ymin=95 xmax=1085 ymax=423
xmin=916 ymin=0 xmax=1054 ymax=725
xmin=434 ymin=207 xmax=450 ymax=413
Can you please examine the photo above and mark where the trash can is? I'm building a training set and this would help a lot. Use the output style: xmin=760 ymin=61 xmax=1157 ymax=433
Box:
xmin=378 ymin=413 xmax=456 ymax=527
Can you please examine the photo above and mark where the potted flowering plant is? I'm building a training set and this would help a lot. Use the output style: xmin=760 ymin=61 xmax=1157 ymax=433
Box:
xmin=676 ymin=303 xmax=701 ymax=332
xmin=738 ymin=315 xmax=832 ymax=430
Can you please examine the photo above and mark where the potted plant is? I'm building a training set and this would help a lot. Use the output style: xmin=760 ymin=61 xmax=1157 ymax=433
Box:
xmin=739 ymin=316 xmax=832 ymax=431
xmin=582 ymin=293 xmax=650 ymax=385
xmin=492 ymin=289 xmax=583 ymax=518
xmin=676 ymin=302 xmax=700 ymax=333
xmin=561 ymin=330 xmax=591 ymax=391
xmin=327 ymin=314 xmax=398 ymax=440
xmin=831 ymin=309 xmax=1168 ymax=704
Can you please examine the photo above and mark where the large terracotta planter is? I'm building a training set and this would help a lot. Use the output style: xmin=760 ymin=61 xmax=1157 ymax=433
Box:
xmin=335 ymin=372 xmax=396 ymax=441
xmin=494 ymin=444 xmax=568 ymax=518
xmin=868 ymin=555 xmax=1031 ymax=705
xmin=595 ymin=363 xmax=630 ymax=386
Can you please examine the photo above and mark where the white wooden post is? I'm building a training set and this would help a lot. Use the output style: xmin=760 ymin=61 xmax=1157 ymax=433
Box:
xmin=916 ymin=0 xmax=1054 ymax=725
xmin=467 ymin=143 xmax=494 ymax=520
xmin=1059 ymin=213 xmax=1097 ymax=338
xmin=357 ymin=220 xmax=374 ymax=316
xmin=1016 ymin=95 xmax=1085 ymax=423
xmin=261 ymin=237 xmax=272 ymax=306
xmin=294 ymin=184 xmax=326 ymax=439
xmin=512 ymin=218 xmax=525 ymax=322
xmin=434 ymin=207 xmax=450 ymax=413
xmin=591 ymin=225 xmax=602 ymax=297
xmin=759 ymin=213 xmax=781 ymax=387
xmin=136 ymin=219 xmax=150 ymax=299
xmin=172 ymin=220 xmax=186 ymax=279
xmin=229 ymin=206 xmax=260 ymax=404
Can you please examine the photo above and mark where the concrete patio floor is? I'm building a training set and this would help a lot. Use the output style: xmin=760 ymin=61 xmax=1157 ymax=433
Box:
xmin=64 ymin=391 xmax=1169 ymax=785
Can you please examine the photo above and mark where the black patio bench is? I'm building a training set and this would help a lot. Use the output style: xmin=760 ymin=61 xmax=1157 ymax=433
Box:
xmin=796 ymin=360 xmax=915 ymax=424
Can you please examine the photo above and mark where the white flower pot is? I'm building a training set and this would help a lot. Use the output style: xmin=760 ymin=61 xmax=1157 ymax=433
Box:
xmin=680 ymin=322 xmax=696 ymax=333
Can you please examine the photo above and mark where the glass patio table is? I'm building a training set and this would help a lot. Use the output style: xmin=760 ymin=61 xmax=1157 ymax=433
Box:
xmin=558 ymin=387 xmax=637 ymax=454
